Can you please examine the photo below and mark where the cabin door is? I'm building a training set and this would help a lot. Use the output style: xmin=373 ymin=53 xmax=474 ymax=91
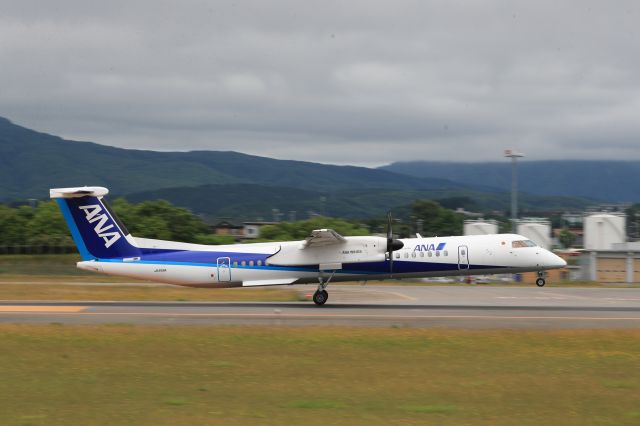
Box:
xmin=458 ymin=246 xmax=470 ymax=270
xmin=216 ymin=257 xmax=232 ymax=282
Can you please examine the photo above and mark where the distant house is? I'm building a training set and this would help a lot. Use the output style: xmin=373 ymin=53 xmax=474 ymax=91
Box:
xmin=212 ymin=221 xmax=244 ymax=238
xmin=454 ymin=208 xmax=483 ymax=218
xmin=242 ymin=221 xmax=278 ymax=239
xmin=561 ymin=212 xmax=584 ymax=227
xmin=210 ymin=220 xmax=279 ymax=240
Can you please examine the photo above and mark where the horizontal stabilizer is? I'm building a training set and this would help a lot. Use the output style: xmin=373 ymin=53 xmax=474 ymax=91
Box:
xmin=50 ymin=187 xmax=109 ymax=199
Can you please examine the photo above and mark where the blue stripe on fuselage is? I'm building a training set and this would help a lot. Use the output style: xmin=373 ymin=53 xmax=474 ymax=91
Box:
xmin=342 ymin=260 xmax=496 ymax=274
xmin=135 ymin=250 xmax=272 ymax=264
xmin=96 ymin=249 xmax=501 ymax=275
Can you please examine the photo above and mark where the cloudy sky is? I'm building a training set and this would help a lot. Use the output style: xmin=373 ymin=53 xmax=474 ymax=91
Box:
xmin=1 ymin=0 xmax=639 ymax=166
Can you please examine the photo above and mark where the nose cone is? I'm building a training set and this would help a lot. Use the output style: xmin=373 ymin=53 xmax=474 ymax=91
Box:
xmin=542 ymin=251 xmax=567 ymax=269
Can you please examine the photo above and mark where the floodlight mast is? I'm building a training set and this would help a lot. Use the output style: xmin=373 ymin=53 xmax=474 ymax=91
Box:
xmin=504 ymin=149 xmax=524 ymax=230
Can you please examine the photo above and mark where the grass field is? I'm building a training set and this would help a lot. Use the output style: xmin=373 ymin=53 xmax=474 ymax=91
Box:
xmin=1 ymin=325 xmax=639 ymax=425
xmin=0 ymin=283 xmax=300 ymax=302
xmin=0 ymin=255 xmax=144 ymax=282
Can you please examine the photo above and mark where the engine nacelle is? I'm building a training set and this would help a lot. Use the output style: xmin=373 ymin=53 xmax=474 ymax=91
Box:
xmin=267 ymin=236 xmax=387 ymax=267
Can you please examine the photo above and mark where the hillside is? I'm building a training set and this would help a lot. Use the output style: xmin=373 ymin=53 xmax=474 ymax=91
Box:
xmin=0 ymin=117 xmax=473 ymax=201
xmin=124 ymin=184 xmax=592 ymax=220
xmin=380 ymin=161 xmax=640 ymax=203
xmin=0 ymin=116 xmax=597 ymax=217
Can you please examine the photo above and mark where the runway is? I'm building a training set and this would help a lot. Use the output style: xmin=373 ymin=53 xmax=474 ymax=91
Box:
xmin=2 ymin=285 xmax=640 ymax=328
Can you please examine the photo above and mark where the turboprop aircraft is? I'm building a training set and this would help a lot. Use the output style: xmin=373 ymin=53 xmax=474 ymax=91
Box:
xmin=51 ymin=186 xmax=567 ymax=305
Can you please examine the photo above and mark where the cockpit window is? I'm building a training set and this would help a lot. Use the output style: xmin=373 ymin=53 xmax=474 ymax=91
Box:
xmin=512 ymin=240 xmax=537 ymax=248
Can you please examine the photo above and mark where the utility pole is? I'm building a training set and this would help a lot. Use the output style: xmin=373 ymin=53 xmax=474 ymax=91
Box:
xmin=504 ymin=149 xmax=524 ymax=230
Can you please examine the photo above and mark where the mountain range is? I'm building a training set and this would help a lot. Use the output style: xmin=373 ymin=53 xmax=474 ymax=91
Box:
xmin=380 ymin=160 xmax=640 ymax=203
xmin=2 ymin=116 xmax=634 ymax=219
xmin=0 ymin=116 xmax=473 ymax=200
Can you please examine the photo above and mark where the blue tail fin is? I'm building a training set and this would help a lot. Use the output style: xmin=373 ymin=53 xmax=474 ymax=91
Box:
xmin=51 ymin=187 xmax=141 ymax=260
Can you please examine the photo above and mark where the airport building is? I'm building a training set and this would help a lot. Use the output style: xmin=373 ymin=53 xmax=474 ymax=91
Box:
xmin=463 ymin=219 xmax=499 ymax=236
xmin=581 ymin=246 xmax=640 ymax=283
xmin=580 ymin=212 xmax=640 ymax=283
xmin=583 ymin=212 xmax=626 ymax=250
xmin=516 ymin=218 xmax=552 ymax=249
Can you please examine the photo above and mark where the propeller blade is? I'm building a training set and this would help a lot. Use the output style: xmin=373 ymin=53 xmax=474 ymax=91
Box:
xmin=387 ymin=212 xmax=393 ymax=273
xmin=386 ymin=212 xmax=404 ymax=274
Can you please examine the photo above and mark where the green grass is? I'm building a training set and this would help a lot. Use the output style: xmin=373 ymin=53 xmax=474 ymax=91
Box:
xmin=0 ymin=254 xmax=99 ymax=277
xmin=1 ymin=326 xmax=640 ymax=425
xmin=400 ymin=404 xmax=458 ymax=414
xmin=0 ymin=283 xmax=300 ymax=302
xmin=287 ymin=399 xmax=347 ymax=409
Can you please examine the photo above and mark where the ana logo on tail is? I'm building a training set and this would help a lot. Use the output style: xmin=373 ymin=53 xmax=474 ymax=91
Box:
xmin=78 ymin=204 xmax=122 ymax=248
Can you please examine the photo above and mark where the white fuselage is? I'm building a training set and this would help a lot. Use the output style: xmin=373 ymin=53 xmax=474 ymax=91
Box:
xmin=77 ymin=233 xmax=566 ymax=287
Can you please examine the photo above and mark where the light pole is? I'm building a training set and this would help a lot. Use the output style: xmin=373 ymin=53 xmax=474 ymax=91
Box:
xmin=504 ymin=149 xmax=524 ymax=230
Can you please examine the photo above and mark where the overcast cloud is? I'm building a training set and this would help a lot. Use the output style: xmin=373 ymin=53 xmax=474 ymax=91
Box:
xmin=1 ymin=0 xmax=639 ymax=165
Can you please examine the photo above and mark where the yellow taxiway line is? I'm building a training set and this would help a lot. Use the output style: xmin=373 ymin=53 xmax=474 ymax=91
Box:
xmin=0 ymin=306 xmax=87 ymax=312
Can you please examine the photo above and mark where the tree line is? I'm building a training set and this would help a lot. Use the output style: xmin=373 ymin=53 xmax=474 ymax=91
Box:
xmin=0 ymin=198 xmax=466 ymax=252
xmin=0 ymin=199 xmax=230 ymax=249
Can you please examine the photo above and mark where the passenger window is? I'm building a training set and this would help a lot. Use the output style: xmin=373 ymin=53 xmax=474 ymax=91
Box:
xmin=436 ymin=251 xmax=440 ymax=257
xmin=428 ymin=251 xmax=433 ymax=257
xmin=233 ymin=261 xmax=238 ymax=267
xmin=241 ymin=261 xmax=246 ymax=266
xmin=249 ymin=260 xmax=254 ymax=267
xmin=404 ymin=252 xmax=409 ymax=259
xmin=444 ymin=250 xmax=448 ymax=256
xmin=420 ymin=252 xmax=424 ymax=258
xmin=512 ymin=240 xmax=536 ymax=248
xmin=257 ymin=260 xmax=262 ymax=266
xmin=395 ymin=252 xmax=400 ymax=259
xmin=411 ymin=252 xmax=416 ymax=258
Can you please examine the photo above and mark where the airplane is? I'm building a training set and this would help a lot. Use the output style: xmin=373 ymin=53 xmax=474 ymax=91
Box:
xmin=51 ymin=186 xmax=567 ymax=305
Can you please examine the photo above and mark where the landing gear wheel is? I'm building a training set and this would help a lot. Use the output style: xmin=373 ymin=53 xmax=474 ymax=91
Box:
xmin=313 ymin=290 xmax=328 ymax=306
xmin=536 ymin=277 xmax=546 ymax=287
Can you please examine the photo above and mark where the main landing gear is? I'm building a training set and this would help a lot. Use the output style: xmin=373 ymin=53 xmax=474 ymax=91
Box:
xmin=313 ymin=289 xmax=328 ymax=305
xmin=536 ymin=271 xmax=546 ymax=287
xmin=313 ymin=270 xmax=335 ymax=306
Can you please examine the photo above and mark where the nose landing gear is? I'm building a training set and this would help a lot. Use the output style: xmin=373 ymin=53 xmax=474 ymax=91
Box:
xmin=536 ymin=271 xmax=546 ymax=287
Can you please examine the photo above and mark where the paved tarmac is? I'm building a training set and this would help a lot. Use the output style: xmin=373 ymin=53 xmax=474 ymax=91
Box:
xmin=2 ymin=285 xmax=640 ymax=328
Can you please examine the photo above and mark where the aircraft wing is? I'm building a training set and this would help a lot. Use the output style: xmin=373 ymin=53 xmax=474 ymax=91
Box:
xmin=301 ymin=228 xmax=346 ymax=248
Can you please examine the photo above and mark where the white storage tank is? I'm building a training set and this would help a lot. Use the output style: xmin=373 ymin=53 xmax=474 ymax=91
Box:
xmin=584 ymin=213 xmax=626 ymax=250
xmin=464 ymin=219 xmax=499 ymax=236
xmin=516 ymin=218 xmax=552 ymax=249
